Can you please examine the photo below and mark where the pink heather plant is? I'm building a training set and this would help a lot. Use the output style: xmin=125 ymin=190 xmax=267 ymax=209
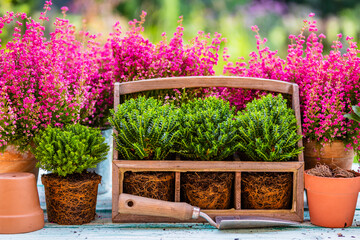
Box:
xmin=221 ymin=27 xmax=287 ymax=110
xmin=84 ymin=31 xmax=115 ymax=128
xmin=223 ymin=13 xmax=360 ymax=152
xmin=111 ymin=12 xmax=225 ymax=82
xmin=0 ymin=1 xmax=104 ymax=151
xmin=286 ymin=15 xmax=360 ymax=151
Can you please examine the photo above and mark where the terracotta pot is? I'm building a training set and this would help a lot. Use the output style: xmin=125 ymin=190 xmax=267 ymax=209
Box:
xmin=304 ymin=170 xmax=360 ymax=228
xmin=42 ymin=172 xmax=101 ymax=225
xmin=0 ymin=172 xmax=44 ymax=234
xmin=0 ymin=145 xmax=39 ymax=179
xmin=304 ymin=140 xmax=354 ymax=170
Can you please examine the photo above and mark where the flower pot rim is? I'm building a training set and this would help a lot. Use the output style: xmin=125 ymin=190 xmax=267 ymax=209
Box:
xmin=304 ymin=170 xmax=360 ymax=193
xmin=304 ymin=169 xmax=360 ymax=179
xmin=304 ymin=139 xmax=350 ymax=146
xmin=304 ymin=170 xmax=360 ymax=179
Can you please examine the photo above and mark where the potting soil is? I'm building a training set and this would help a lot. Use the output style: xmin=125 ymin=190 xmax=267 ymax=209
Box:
xmin=307 ymin=164 xmax=357 ymax=178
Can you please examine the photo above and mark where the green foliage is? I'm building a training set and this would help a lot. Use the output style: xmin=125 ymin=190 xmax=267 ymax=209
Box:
xmin=177 ymin=96 xmax=241 ymax=161
xmin=237 ymin=94 xmax=303 ymax=162
xmin=344 ymin=105 xmax=360 ymax=123
xmin=344 ymin=105 xmax=360 ymax=162
xmin=109 ymin=96 xmax=180 ymax=160
xmin=122 ymin=87 xmax=204 ymax=107
xmin=33 ymin=124 xmax=109 ymax=177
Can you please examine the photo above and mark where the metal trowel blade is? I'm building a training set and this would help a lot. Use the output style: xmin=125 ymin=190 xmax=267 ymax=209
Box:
xmin=216 ymin=216 xmax=298 ymax=230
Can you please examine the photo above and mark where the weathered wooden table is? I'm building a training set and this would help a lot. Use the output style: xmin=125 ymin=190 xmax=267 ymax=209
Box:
xmin=1 ymin=184 xmax=359 ymax=240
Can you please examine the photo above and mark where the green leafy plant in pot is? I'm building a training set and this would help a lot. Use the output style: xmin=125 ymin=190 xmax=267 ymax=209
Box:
xmin=109 ymin=96 xmax=180 ymax=201
xmin=236 ymin=94 xmax=303 ymax=209
xmin=177 ymin=96 xmax=241 ymax=209
xmin=33 ymin=124 xmax=109 ymax=225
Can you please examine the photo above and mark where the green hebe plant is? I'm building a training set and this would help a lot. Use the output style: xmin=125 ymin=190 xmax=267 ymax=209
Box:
xmin=177 ymin=96 xmax=241 ymax=161
xmin=237 ymin=94 xmax=303 ymax=162
xmin=109 ymin=96 xmax=180 ymax=160
xmin=33 ymin=124 xmax=109 ymax=177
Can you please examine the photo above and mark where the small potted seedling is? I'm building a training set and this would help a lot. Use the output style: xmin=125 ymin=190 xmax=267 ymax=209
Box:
xmin=33 ymin=124 xmax=109 ymax=225
xmin=177 ymin=96 xmax=241 ymax=209
xmin=109 ymin=96 xmax=180 ymax=201
xmin=236 ymin=94 xmax=303 ymax=209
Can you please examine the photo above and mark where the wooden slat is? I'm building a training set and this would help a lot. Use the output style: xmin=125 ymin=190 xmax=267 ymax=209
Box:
xmin=296 ymin=163 xmax=304 ymax=220
xmin=235 ymin=172 xmax=241 ymax=210
xmin=112 ymin=162 xmax=120 ymax=219
xmin=115 ymin=76 xmax=296 ymax=95
xmin=113 ymin=160 xmax=304 ymax=172
xmin=292 ymin=84 xmax=304 ymax=163
xmin=175 ymin=172 xmax=181 ymax=202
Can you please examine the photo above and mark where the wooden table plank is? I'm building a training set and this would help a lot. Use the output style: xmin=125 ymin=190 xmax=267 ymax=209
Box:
xmin=0 ymin=210 xmax=359 ymax=240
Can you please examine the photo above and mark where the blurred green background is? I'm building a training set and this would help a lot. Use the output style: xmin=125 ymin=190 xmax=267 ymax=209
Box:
xmin=1 ymin=0 xmax=360 ymax=74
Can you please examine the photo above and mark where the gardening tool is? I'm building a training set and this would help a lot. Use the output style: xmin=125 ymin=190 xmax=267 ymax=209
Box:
xmin=118 ymin=193 xmax=298 ymax=230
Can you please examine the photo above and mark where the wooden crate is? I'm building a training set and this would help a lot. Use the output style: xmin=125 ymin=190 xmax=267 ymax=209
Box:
xmin=112 ymin=76 xmax=304 ymax=223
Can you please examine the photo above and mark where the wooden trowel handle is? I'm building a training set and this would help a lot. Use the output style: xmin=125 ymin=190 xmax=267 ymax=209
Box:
xmin=118 ymin=193 xmax=199 ymax=220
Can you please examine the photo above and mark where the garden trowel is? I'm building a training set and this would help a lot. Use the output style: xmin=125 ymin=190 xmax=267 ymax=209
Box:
xmin=118 ymin=193 xmax=298 ymax=230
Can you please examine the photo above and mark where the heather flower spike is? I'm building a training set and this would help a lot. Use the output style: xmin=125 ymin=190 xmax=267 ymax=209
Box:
xmin=111 ymin=12 xmax=225 ymax=82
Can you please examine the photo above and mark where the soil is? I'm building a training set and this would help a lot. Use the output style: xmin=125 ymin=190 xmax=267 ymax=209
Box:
xmin=123 ymin=172 xmax=175 ymax=201
xmin=41 ymin=171 xmax=101 ymax=225
xmin=181 ymin=172 xmax=234 ymax=209
xmin=306 ymin=164 xmax=357 ymax=178
xmin=241 ymin=172 xmax=293 ymax=209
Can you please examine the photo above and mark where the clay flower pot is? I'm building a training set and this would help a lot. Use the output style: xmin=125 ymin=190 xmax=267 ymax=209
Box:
xmin=304 ymin=140 xmax=354 ymax=170
xmin=0 ymin=145 xmax=39 ymax=179
xmin=0 ymin=173 xmax=44 ymax=234
xmin=304 ymin=170 xmax=360 ymax=228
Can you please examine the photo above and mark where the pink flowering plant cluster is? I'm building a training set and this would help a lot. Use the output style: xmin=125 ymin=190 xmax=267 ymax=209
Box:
xmin=223 ymin=13 xmax=360 ymax=152
xmin=85 ymin=35 xmax=114 ymax=128
xmin=0 ymin=1 xmax=106 ymax=151
xmin=221 ymin=25 xmax=287 ymax=110
xmin=286 ymin=15 xmax=360 ymax=150
xmin=111 ymin=12 xmax=225 ymax=82
xmin=0 ymin=2 xmax=226 ymax=152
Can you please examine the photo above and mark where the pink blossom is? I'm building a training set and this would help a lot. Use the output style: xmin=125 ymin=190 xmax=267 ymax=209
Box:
xmin=223 ymin=13 xmax=360 ymax=151
xmin=0 ymin=0 xmax=103 ymax=151
xmin=110 ymin=12 xmax=224 ymax=105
